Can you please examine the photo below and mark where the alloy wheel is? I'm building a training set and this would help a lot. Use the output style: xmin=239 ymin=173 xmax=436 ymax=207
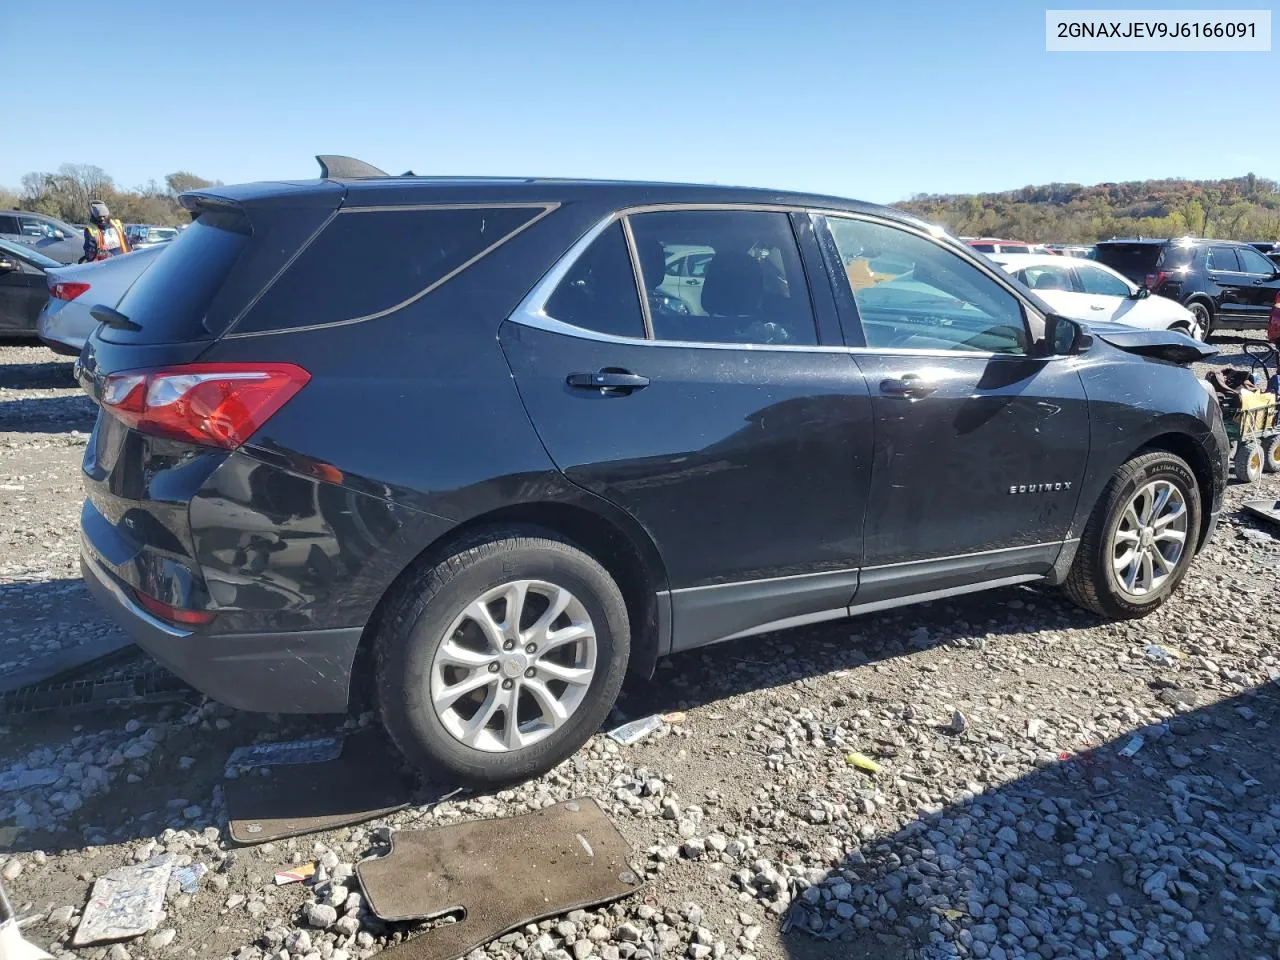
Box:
xmin=1110 ymin=479 xmax=1189 ymax=597
xmin=430 ymin=579 xmax=597 ymax=753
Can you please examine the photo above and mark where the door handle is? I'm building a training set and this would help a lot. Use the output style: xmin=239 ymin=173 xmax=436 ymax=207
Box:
xmin=879 ymin=375 xmax=936 ymax=399
xmin=1208 ymin=276 xmax=1222 ymax=283
xmin=1254 ymin=278 xmax=1268 ymax=285
xmin=567 ymin=370 xmax=650 ymax=393
xmin=686 ymin=278 xmax=701 ymax=286
xmin=1089 ymin=304 xmax=1106 ymax=310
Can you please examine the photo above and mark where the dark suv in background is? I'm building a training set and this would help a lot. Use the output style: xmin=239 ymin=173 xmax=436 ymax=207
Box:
xmin=1094 ymin=237 xmax=1280 ymax=336
xmin=78 ymin=160 xmax=1226 ymax=785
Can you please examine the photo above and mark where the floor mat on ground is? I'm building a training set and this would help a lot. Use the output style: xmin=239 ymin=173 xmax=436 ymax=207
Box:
xmin=225 ymin=730 xmax=412 ymax=844
xmin=1243 ymin=499 xmax=1280 ymax=528
xmin=360 ymin=798 xmax=642 ymax=960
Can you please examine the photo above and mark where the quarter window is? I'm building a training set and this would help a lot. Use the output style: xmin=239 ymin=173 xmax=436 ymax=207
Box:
xmin=826 ymin=217 xmax=1028 ymax=355
xmin=1207 ymin=246 xmax=1241 ymax=272
xmin=0 ymin=216 xmax=19 ymax=235
xmin=1237 ymin=246 xmax=1277 ymax=275
xmin=544 ymin=222 xmax=646 ymax=338
xmin=1074 ymin=263 xmax=1132 ymax=297
xmin=240 ymin=206 xmax=545 ymax=333
xmin=628 ymin=210 xmax=817 ymax=346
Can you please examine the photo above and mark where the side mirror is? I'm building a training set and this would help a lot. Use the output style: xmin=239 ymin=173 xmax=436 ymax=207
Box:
xmin=0 ymin=259 xmax=16 ymax=273
xmin=1043 ymin=314 xmax=1093 ymax=356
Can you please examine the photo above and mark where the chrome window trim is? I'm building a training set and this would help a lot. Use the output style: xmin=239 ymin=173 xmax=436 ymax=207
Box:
xmin=223 ymin=202 xmax=559 ymax=340
xmin=511 ymin=203 xmax=1051 ymax=354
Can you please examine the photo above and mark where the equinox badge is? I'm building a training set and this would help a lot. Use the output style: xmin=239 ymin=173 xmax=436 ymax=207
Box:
xmin=1009 ymin=483 xmax=1072 ymax=494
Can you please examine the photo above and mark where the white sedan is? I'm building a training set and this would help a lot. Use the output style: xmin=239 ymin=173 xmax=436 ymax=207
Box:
xmin=989 ymin=253 xmax=1205 ymax=340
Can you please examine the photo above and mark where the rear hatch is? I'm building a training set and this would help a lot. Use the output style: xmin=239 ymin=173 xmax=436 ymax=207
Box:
xmin=1093 ymin=242 xmax=1168 ymax=284
xmin=77 ymin=182 xmax=343 ymax=622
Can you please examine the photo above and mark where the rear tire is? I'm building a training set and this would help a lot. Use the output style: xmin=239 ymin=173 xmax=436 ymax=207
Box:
xmin=1235 ymin=441 xmax=1264 ymax=483
xmin=1262 ymin=436 xmax=1280 ymax=474
xmin=374 ymin=528 xmax=630 ymax=786
xmin=1064 ymin=451 xmax=1200 ymax=619
xmin=1185 ymin=300 xmax=1212 ymax=339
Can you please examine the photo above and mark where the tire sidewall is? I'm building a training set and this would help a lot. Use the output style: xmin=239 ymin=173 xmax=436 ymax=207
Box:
xmin=381 ymin=541 xmax=629 ymax=785
xmin=1096 ymin=457 xmax=1201 ymax=616
xmin=1186 ymin=300 xmax=1211 ymax=336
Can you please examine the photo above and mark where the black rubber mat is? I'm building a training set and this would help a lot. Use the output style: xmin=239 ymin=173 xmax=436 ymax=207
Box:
xmin=226 ymin=729 xmax=412 ymax=844
xmin=1243 ymin=499 xmax=1280 ymax=528
xmin=360 ymin=798 xmax=642 ymax=960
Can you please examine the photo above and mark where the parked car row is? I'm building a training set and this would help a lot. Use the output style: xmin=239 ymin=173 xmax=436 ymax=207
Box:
xmin=1093 ymin=237 xmax=1280 ymax=337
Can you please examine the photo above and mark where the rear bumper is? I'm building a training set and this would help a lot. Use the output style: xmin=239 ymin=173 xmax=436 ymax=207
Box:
xmin=82 ymin=545 xmax=360 ymax=714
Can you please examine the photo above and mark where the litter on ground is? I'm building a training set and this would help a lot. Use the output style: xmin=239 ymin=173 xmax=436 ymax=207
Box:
xmin=606 ymin=715 xmax=663 ymax=746
xmin=72 ymin=854 xmax=174 ymax=946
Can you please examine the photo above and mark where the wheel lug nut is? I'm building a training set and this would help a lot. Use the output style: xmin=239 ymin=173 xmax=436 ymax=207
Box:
xmin=502 ymin=679 xmax=514 ymax=690
xmin=503 ymin=641 xmax=514 ymax=651
xmin=488 ymin=663 xmax=499 ymax=673
xmin=525 ymin=644 xmax=536 ymax=654
xmin=525 ymin=668 xmax=536 ymax=678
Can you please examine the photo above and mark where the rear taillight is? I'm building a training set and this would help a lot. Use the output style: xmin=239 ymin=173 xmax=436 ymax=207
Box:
xmin=134 ymin=590 xmax=215 ymax=626
xmin=1145 ymin=271 xmax=1170 ymax=290
xmin=51 ymin=281 xmax=90 ymax=301
xmin=100 ymin=363 xmax=310 ymax=449
xmin=1268 ymin=292 xmax=1280 ymax=344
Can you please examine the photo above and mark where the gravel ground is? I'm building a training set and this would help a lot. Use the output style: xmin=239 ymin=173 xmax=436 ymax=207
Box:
xmin=1 ymin=339 xmax=1279 ymax=960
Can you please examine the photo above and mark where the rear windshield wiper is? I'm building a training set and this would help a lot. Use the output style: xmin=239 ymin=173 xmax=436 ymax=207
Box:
xmin=89 ymin=304 xmax=142 ymax=332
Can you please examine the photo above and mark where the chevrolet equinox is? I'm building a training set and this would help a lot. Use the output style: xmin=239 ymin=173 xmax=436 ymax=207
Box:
xmin=79 ymin=158 xmax=1227 ymax=784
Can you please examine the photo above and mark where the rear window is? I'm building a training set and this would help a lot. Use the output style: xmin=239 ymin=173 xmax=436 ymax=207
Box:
xmin=115 ymin=210 xmax=250 ymax=342
xmin=235 ymin=206 xmax=545 ymax=334
xmin=1094 ymin=243 xmax=1167 ymax=279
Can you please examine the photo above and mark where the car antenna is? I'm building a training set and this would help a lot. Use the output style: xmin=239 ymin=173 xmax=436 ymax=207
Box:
xmin=315 ymin=155 xmax=390 ymax=178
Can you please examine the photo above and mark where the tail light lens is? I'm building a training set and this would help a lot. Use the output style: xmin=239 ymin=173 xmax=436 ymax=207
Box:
xmin=1145 ymin=271 xmax=1169 ymax=290
xmin=51 ymin=281 xmax=90 ymax=301
xmin=134 ymin=590 xmax=215 ymax=626
xmin=1268 ymin=292 xmax=1280 ymax=343
xmin=100 ymin=363 xmax=310 ymax=449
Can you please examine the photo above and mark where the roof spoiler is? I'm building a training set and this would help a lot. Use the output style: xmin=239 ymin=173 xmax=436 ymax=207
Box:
xmin=316 ymin=155 xmax=390 ymax=179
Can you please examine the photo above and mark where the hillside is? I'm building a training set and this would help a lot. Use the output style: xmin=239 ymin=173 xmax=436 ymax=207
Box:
xmin=896 ymin=175 xmax=1280 ymax=244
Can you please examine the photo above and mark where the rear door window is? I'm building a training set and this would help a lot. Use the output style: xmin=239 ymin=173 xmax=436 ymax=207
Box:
xmin=1016 ymin=263 xmax=1077 ymax=293
xmin=628 ymin=210 xmax=818 ymax=346
xmin=237 ymin=206 xmax=546 ymax=334
xmin=1207 ymin=246 xmax=1242 ymax=272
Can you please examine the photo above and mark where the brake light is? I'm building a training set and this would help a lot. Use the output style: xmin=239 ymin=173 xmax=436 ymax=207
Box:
xmin=1145 ymin=271 xmax=1170 ymax=290
xmin=134 ymin=590 xmax=215 ymax=626
xmin=100 ymin=363 xmax=310 ymax=449
xmin=1268 ymin=291 xmax=1280 ymax=344
xmin=51 ymin=281 xmax=90 ymax=301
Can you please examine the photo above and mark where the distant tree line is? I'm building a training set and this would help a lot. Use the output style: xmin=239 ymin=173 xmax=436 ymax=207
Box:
xmin=896 ymin=174 xmax=1280 ymax=243
xmin=0 ymin=164 xmax=221 ymax=227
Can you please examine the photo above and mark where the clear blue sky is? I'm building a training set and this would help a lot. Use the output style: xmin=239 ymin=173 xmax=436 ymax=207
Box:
xmin=6 ymin=0 xmax=1276 ymax=203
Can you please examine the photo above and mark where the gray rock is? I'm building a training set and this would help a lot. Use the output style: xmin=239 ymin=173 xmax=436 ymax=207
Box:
xmin=148 ymin=929 xmax=177 ymax=950
xmin=306 ymin=903 xmax=339 ymax=929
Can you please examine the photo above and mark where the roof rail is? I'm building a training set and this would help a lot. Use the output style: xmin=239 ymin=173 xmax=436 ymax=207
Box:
xmin=315 ymin=155 xmax=390 ymax=179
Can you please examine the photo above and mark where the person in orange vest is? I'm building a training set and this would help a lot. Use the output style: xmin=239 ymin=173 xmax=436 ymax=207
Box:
xmin=80 ymin=201 xmax=131 ymax=262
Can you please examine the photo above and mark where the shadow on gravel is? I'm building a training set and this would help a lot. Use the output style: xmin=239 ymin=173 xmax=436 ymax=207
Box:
xmin=779 ymin=682 xmax=1280 ymax=960
xmin=1208 ymin=334 xmax=1276 ymax=371
xmin=0 ymin=395 xmax=96 ymax=432
xmin=618 ymin=584 xmax=1103 ymax=720
xmin=0 ymin=359 xmax=75 ymax=391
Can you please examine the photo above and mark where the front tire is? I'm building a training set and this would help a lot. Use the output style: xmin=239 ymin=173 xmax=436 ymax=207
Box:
xmin=375 ymin=529 xmax=630 ymax=786
xmin=1064 ymin=451 xmax=1201 ymax=619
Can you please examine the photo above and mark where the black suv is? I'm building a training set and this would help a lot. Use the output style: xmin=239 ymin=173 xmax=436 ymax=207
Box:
xmin=78 ymin=161 xmax=1227 ymax=784
xmin=1094 ymin=238 xmax=1280 ymax=336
